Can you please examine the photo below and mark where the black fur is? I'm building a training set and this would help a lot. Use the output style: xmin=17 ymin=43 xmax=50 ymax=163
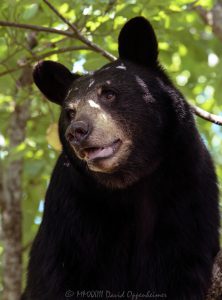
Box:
xmin=118 ymin=17 xmax=158 ymax=66
xmin=23 ymin=17 xmax=220 ymax=300
xmin=33 ymin=60 xmax=79 ymax=104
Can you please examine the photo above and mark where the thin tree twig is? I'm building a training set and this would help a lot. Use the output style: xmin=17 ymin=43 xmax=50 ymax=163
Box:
xmin=32 ymin=45 xmax=90 ymax=60
xmin=191 ymin=104 xmax=222 ymax=126
xmin=104 ymin=0 xmax=118 ymax=14
xmin=43 ymin=0 xmax=116 ymax=62
xmin=0 ymin=66 xmax=24 ymax=77
xmin=22 ymin=240 xmax=33 ymax=252
xmin=0 ymin=45 xmax=90 ymax=77
xmin=0 ymin=48 xmax=22 ymax=64
xmin=0 ymin=20 xmax=74 ymax=37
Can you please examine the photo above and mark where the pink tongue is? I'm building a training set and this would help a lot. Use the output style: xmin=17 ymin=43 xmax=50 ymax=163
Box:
xmin=87 ymin=146 xmax=113 ymax=160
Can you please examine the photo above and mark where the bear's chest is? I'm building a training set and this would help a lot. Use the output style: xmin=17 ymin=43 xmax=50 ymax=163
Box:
xmin=61 ymin=191 xmax=156 ymax=292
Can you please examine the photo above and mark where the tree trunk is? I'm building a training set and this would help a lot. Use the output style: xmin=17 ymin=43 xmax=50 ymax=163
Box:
xmin=207 ymin=249 xmax=222 ymax=300
xmin=1 ymin=66 xmax=32 ymax=300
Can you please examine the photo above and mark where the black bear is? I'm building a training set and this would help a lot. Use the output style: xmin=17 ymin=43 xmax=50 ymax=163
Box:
xmin=23 ymin=17 xmax=220 ymax=300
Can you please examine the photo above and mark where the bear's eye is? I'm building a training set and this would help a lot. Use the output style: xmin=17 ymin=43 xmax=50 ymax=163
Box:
xmin=66 ymin=109 xmax=76 ymax=119
xmin=101 ymin=89 xmax=116 ymax=101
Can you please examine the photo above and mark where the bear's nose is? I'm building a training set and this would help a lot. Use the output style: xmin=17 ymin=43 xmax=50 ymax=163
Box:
xmin=66 ymin=120 xmax=90 ymax=145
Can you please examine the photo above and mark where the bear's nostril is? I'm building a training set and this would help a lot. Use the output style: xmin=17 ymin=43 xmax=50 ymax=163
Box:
xmin=74 ymin=127 xmax=87 ymax=141
xmin=67 ymin=120 xmax=90 ymax=145
xmin=75 ymin=127 xmax=87 ymax=136
xmin=66 ymin=131 xmax=75 ymax=142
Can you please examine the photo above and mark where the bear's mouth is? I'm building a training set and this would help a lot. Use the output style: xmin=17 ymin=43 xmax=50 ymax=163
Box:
xmin=80 ymin=139 xmax=121 ymax=161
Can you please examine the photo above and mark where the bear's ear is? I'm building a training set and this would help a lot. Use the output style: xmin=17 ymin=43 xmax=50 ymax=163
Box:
xmin=33 ymin=61 xmax=79 ymax=105
xmin=118 ymin=16 xmax=158 ymax=66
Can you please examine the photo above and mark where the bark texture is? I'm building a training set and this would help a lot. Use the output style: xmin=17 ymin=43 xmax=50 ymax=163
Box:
xmin=207 ymin=249 xmax=222 ymax=300
xmin=1 ymin=66 xmax=32 ymax=300
xmin=194 ymin=0 xmax=222 ymax=42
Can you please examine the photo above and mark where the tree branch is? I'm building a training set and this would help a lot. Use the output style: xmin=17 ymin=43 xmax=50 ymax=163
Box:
xmin=43 ymin=0 xmax=116 ymax=62
xmin=0 ymin=16 xmax=115 ymax=62
xmin=191 ymin=104 xmax=222 ymax=126
xmin=192 ymin=1 xmax=222 ymax=42
xmin=0 ymin=45 xmax=90 ymax=77
xmin=104 ymin=0 xmax=118 ymax=14
xmin=32 ymin=45 xmax=90 ymax=60
xmin=0 ymin=20 xmax=74 ymax=37
xmin=0 ymin=66 xmax=24 ymax=78
xmin=21 ymin=240 xmax=33 ymax=253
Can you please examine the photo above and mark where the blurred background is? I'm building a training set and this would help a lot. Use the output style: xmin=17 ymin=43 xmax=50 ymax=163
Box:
xmin=0 ymin=0 xmax=222 ymax=299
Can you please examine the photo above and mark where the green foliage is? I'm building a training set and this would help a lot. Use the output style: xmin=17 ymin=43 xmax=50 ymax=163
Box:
xmin=0 ymin=0 xmax=222 ymax=294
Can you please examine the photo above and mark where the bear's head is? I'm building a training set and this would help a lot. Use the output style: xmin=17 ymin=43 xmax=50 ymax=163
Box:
xmin=33 ymin=17 xmax=185 ymax=189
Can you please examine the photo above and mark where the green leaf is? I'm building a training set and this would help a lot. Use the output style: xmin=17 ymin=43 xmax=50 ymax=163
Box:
xmin=22 ymin=4 xmax=39 ymax=20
